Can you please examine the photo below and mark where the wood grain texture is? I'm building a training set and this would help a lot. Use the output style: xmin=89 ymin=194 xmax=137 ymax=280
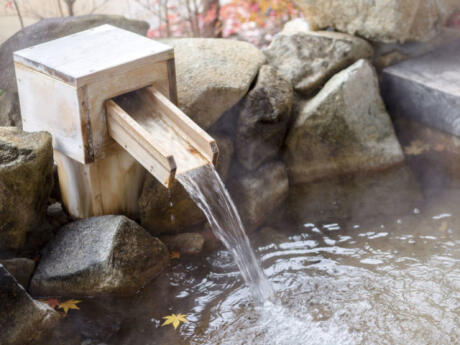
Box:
xmin=55 ymin=149 xmax=145 ymax=219
xmin=144 ymin=86 xmax=218 ymax=166
xmin=13 ymin=24 xmax=173 ymax=87
xmin=14 ymin=25 xmax=173 ymax=164
xmin=107 ymin=86 xmax=217 ymax=187
xmin=15 ymin=62 xmax=89 ymax=163
xmin=106 ymin=99 xmax=176 ymax=187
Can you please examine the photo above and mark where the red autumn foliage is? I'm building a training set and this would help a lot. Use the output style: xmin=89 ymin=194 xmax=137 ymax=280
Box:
xmin=146 ymin=0 xmax=303 ymax=47
xmin=447 ymin=11 xmax=460 ymax=29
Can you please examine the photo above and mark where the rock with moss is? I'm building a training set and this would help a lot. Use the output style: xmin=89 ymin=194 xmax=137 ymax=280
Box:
xmin=0 ymin=265 xmax=60 ymax=345
xmin=30 ymin=215 xmax=169 ymax=297
xmin=0 ymin=127 xmax=53 ymax=251
xmin=284 ymin=60 xmax=404 ymax=185
xmin=264 ymin=30 xmax=373 ymax=95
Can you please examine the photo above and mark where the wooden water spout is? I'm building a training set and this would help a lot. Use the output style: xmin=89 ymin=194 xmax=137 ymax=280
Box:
xmin=14 ymin=24 xmax=217 ymax=219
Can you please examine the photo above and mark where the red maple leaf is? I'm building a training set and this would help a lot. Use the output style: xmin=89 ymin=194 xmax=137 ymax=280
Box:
xmin=43 ymin=298 xmax=60 ymax=309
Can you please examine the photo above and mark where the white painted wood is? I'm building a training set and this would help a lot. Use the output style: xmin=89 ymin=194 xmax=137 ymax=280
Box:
xmin=107 ymin=86 xmax=216 ymax=187
xmin=145 ymin=86 xmax=218 ymax=165
xmin=55 ymin=149 xmax=145 ymax=219
xmin=85 ymin=60 xmax=169 ymax=160
xmin=15 ymin=62 xmax=89 ymax=163
xmin=14 ymin=24 xmax=173 ymax=87
xmin=14 ymin=26 xmax=172 ymax=164
xmin=106 ymin=99 xmax=176 ymax=187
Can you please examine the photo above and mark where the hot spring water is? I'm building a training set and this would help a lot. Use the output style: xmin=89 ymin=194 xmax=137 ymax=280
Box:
xmin=177 ymin=164 xmax=274 ymax=303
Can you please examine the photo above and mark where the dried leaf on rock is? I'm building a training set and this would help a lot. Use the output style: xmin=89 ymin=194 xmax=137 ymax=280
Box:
xmin=42 ymin=298 xmax=60 ymax=309
xmin=170 ymin=250 xmax=181 ymax=259
xmin=404 ymin=140 xmax=429 ymax=155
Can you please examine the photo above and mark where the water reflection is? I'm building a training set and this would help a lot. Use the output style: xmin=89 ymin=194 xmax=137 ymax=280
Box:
xmin=44 ymin=185 xmax=460 ymax=345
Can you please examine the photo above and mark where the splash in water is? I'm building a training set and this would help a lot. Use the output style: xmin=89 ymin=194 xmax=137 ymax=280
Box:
xmin=177 ymin=164 xmax=274 ymax=303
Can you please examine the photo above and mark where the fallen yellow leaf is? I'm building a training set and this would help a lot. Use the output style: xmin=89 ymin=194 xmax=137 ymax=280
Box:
xmin=58 ymin=299 xmax=81 ymax=314
xmin=170 ymin=250 xmax=181 ymax=259
xmin=404 ymin=140 xmax=429 ymax=156
xmin=161 ymin=313 xmax=188 ymax=329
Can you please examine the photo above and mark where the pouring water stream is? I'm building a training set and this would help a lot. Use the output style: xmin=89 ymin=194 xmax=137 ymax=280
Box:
xmin=177 ymin=164 xmax=275 ymax=304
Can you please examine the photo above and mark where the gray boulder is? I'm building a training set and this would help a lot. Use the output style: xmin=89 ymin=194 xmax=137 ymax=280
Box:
xmin=160 ymin=232 xmax=205 ymax=255
xmin=293 ymin=0 xmax=459 ymax=43
xmin=236 ymin=65 xmax=293 ymax=171
xmin=0 ymin=127 xmax=53 ymax=250
xmin=264 ymin=30 xmax=373 ymax=95
xmin=0 ymin=265 xmax=59 ymax=345
xmin=213 ymin=133 xmax=234 ymax=181
xmin=161 ymin=38 xmax=266 ymax=129
xmin=30 ymin=215 xmax=169 ymax=297
xmin=0 ymin=15 xmax=149 ymax=127
xmin=0 ymin=258 xmax=35 ymax=288
xmin=229 ymin=161 xmax=289 ymax=230
xmin=284 ymin=60 xmax=404 ymax=185
xmin=0 ymin=90 xmax=20 ymax=127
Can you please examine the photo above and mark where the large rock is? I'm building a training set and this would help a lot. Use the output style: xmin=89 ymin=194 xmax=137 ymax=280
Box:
xmin=0 ymin=15 xmax=149 ymax=127
xmin=229 ymin=161 xmax=289 ymax=230
xmin=0 ymin=265 xmax=59 ymax=345
xmin=236 ymin=65 xmax=293 ymax=171
xmin=393 ymin=116 xmax=460 ymax=196
xmin=213 ymin=133 xmax=234 ymax=181
xmin=284 ymin=60 xmax=404 ymax=185
xmin=160 ymin=232 xmax=205 ymax=255
xmin=381 ymin=40 xmax=460 ymax=137
xmin=139 ymin=177 xmax=205 ymax=235
xmin=161 ymin=38 xmax=266 ymax=129
xmin=373 ymin=28 xmax=460 ymax=70
xmin=0 ymin=127 xmax=53 ymax=250
xmin=0 ymin=90 xmax=20 ymax=127
xmin=0 ymin=258 xmax=35 ymax=288
xmin=139 ymin=133 xmax=233 ymax=235
xmin=294 ymin=0 xmax=459 ymax=43
xmin=264 ymin=30 xmax=373 ymax=95
xmin=30 ymin=215 xmax=169 ymax=297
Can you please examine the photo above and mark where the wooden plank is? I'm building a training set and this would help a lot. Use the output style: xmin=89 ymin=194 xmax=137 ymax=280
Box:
xmin=106 ymin=99 xmax=176 ymax=187
xmin=86 ymin=60 xmax=169 ymax=161
xmin=144 ymin=86 xmax=219 ymax=165
xmin=15 ymin=62 xmax=89 ymax=163
xmin=167 ymin=58 xmax=178 ymax=105
xmin=54 ymin=148 xmax=145 ymax=219
xmin=13 ymin=25 xmax=174 ymax=87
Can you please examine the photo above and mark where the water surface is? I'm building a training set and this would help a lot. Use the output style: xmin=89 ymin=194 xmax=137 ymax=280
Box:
xmin=45 ymin=167 xmax=460 ymax=345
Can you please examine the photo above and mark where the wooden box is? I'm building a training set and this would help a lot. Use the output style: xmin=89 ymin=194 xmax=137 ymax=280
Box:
xmin=14 ymin=24 xmax=176 ymax=164
xmin=14 ymin=25 xmax=217 ymax=219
